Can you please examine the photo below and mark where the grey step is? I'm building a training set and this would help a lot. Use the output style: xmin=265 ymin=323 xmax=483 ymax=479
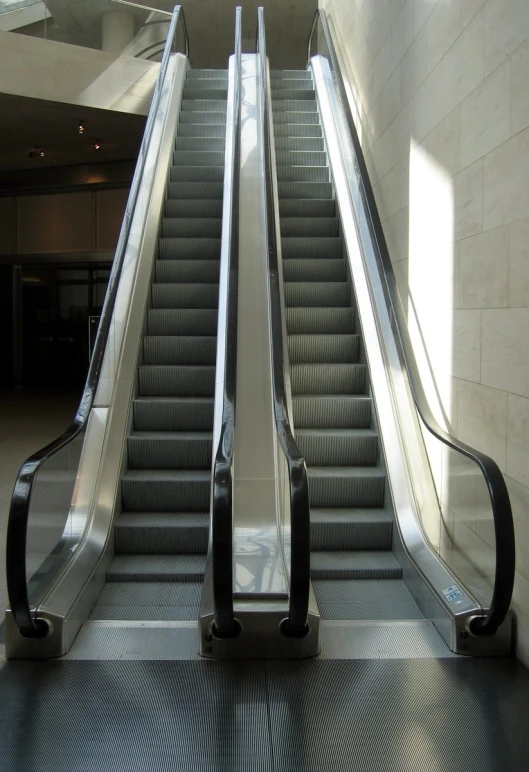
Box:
xmin=292 ymin=364 xmax=366 ymax=395
xmin=184 ymin=80 xmax=227 ymax=90
xmin=127 ymin=432 xmax=212 ymax=470
xmin=310 ymin=509 xmax=392 ymax=550
xmin=179 ymin=111 xmax=228 ymax=124
xmin=158 ymin=237 xmax=220 ymax=260
xmin=307 ymin=467 xmax=385 ymax=508
xmin=186 ymin=69 xmax=228 ymax=79
xmin=271 ymin=70 xmax=312 ymax=80
xmin=173 ymin=151 xmax=224 ymax=166
xmin=283 ymin=259 xmax=346 ymax=283
xmin=284 ymin=282 xmax=350 ymax=307
xmin=183 ymin=88 xmax=228 ymax=100
xmin=139 ymin=365 xmax=215 ymax=397
xmin=277 ymin=150 xmax=326 ymax=167
xmin=133 ymin=397 xmax=214 ymax=432
xmin=271 ymin=89 xmax=315 ymax=101
xmin=281 ymin=236 xmax=343 ymax=260
xmin=170 ymin=166 xmax=224 ymax=182
xmin=148 ymin=309 xmax=218 ymax=336
xmin=165 ymin=199 xmax=223 ymax=218
xmin=177 ymin=124 xmax=226 ymax=138
xmin=155 ymin=259 xmax=220 ymax=284
xmin=167 ymin=182 xmax=223 ymax=199
xmin=274 ymin=123 xmax=322 ymax=137
xmin=143 ymin=336 xmax=216 ymax=365
xmin=121 ymin=469 xmax=210 ymax=511
xmin=275 ymin=137 xmax=323 ymax=151
xmin=271 ymin=78 xmax=314 ymax=89
xmin=286 ymin=307 xmax=354 ymax=334
xmin=162 ymin=217 xmax=221 ymax=238
xmin=107 ymin=554 xmax=206 ymax=582
xmin=273 ymin=111 xmax=320 ymax=124
xmin=151 ymin=283 xmax=218 ymax=309
xmin=293 ymin=396 xmax=371 ymax=429
xmin=273 ymin=99 xmax=318 ymax=112
xmin=296 ymin=428 xmax=378 ymax=466
xmin=288 ymin=334 xmax=360 ymax=364
xmin=313 ymin=579 xmax=423 ymax=620
xmin=278 ymin=181 xmax=333 ymax=199
xmin=279 ymin=198 xmax=335 ymax=217
xmin=277 ymin=165 xmax=329 ymax=183
xmin=181 ymin=99 xmax=227 ymax=112
xmin=280 ymin=217 xmax=339 ymax=237
xmin=175 ymin=137 xmax=225 ymax=153
xmin=115 ymin=513 xmax=209 ymax=555
xmin=90 ymin=581 xmax=203 ymax=621
xmin=311 ymin=551 xmax=401 ymax=580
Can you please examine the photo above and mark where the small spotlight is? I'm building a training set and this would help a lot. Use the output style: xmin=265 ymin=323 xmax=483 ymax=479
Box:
xmin=78 ymin=121 xmax=84 ymax=134
xmin=94 ymin=141 xmax=100 ymax=151
xmin=28 ymin=148 xmax=44 ymax=158
xmin=39 ymin=150 xmax=45 ymax=157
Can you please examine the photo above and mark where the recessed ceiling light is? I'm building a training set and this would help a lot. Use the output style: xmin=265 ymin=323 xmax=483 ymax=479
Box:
xmin=78 ymin=120 xmax=84 ymax=134
xmin=94 ymin=141 xmax=100 ymax=151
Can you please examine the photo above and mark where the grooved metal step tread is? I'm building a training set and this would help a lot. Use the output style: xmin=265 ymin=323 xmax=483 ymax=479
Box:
xmin=283 ymin=259 xmax=345 ymax=283
xmin=148 ymin=309 xmax=218 ymax=336
xmin=293 ymin=395 xmax=371 ymax=428
xmin=288 ymin=334 xmax=360 ymax=363
xmin=286 ymin=307 xmax=355 ymax=334
xmin=143 ymin=336 xmax=217 ymax=365
xmin=277 ymin=166 xmax=329 ymax=183
xmin=151 ymin=283 xmax=219 ymax=309
xmin=291 ymin=364 xmax=366 ymax=395
xmin=162 ymin=218 xmax=222 ymax=238
xmin=280 ymin=217 xmax=339 ymax=237
xmin=133 ymin=397 xmax=214 ymax=431
xmin=183 ymin=89 xmax=228 ymax=101
xmin=285 ymin=282 xmax=350 ymax=307
xmin=155 ymin=259 xmax=220 ymax=284
xmin=276 ymin=150 xmax=326 ymax=167
xmin=274 ymin=123 xmax=323 ymax=137
xmin=179 ymin=111 xmax=228 ymax=124
xmin=115 ymin=513 xmax=209 ymax=555
xmin=181 ymin=100 xmax=227 ymax=111
xmin=177 ymin=124 xmax=226 ymax=138
xmin=89 ymin=581 xmax=203 ymax=621
xmin=311 ymin=551 xmax=401 ymax=580
xmin=165 ymin=199 xmax=223 ymax=217
xmin=278 ymin=181 xmax=333 ymax=198
xmin=272 ymin=99 xmax=318 ymax=112
xmin=282 ymin=236 xmax=342 ymax=259
xmin=313 ymin=579 xmax=424 ymax=620
xmin=175 ymin=138 xmax=225 ymax=153
xmin=296 ymin=429 xmax=378 ymax=466
xmin=170 ymin=166 xmax=224 ymax=182
xmin=273 ymin=111 xmax=320 ymax=124
xmin=173 ymin=151 xmax=224 ymax=166
xmin=107 ymin=554 xmax=206 ymax=582
xmin=117 ymin=512 xmax=209 ymax=528
xmin=275 ymin=137 xmax=324 ymax=152
xmin=271 ymin=69 xmax=312 ymax=79
xmin=121 ymin=469 xmax=210 ymax=512
xmin=271 ymin=78 xmax=314 ymax=87
xmin=307 ymin=466 xmax=385 ymax=508
xmin=271 ymin=89 xmax=315 ymax=100
xmin=138 ymin=365 xmax=215 ymax=397
xmin=310 ymin=508 xmax=392 ymax=551
xmin=167 ymin=181 xmax=223 ymax=199
xmin=279 ymin=198 xmax=335 ymax=216
xmin=186 ymin=69 xmax=228 ymax=78
xmin=158 ymin=237 xmax=221 ymax=260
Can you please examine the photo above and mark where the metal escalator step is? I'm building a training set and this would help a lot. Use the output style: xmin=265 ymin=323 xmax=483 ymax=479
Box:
xmin=286 ymin=307 xmax=354 ymax=334
xmin=291 ymin=364 xmax=366 ymax=395
xmin=121 ymin=469 xmax=210 ymax=511
xmin=311 ymin=551 xmax=401 ymax=580
xmin=307 ymin=466 xmax=385 ymax=508
xmin=288 ymin=334 xmax=359 ymax=363
xmin=278 ymin=181 xmax=332 ymax=198
xmin=296 ymin=428 xmax=378 ymax=466
xmin=186 ymin=69 xmax=228 ymax=79
xmin=148 ymin=309 xmax=218 ymax=336
xmin=184 ymin=80 xmax=227 ymax=90
xmin=183 ymin=88 xmax=228 ymax=100
xmin=161 ymin=217 xmax=222 ymax=238
xmin=170 ymin=166 xmax=224 ymax=182
xmin=283 ymin=259 xmax=345 ymax=282
xmin=151 ymin=283 xmax=219 ymax=309
xmin=89 ymin=581 xmax=203 ymax=621
xmin=293 ymin=396 xmax=371 ymax=429
xmin=310 ymin=508 xmax=392 ymax=550
xmin=277 ymin=165 xmax=329 ymax=182
xmin=313 ymin=579 xmax=424 ymax=620
xmin=165 ymin=199 xmax=223 ymax=218
xmin=143 ymin=336 xmax=217 ymax=366
xmin=179 ymin=111 xmax=228 ymax=124
xmin=282 ymin=236 xmax=342 ymax=260
xmin=273 ymin=111 xmax=320 ymax=124
xmin=181 ymin=99 xmax=227 ymax=112
xmin=276 ymin=150 xmax=326 ymax=167
xmin=115 ymin=513 xmax=209 ymax=555
xmin=158 ymin=237 xmax=220 ymax=260
xmin=271 ymin=89 xmax=315 ymax=100
xmin=175 ymin=137 xmax=225 ymax=153
xmin=280 ymin=217 xmax=338 ymax=238
xmin=173 ymin=150 xmax=224 ymax=166
xmin=285 ymin=282 xmax=350 ymax=307
xmin=274 ymin=123 xmax=322 ymax=137
xmin=178 ymin=124 xmax=226 ymax=138
xmin=107 ymin=554 xmax=206 ymax=582
xmin=271 ymin=70 xmax=312 ymax=80
xmin=127 ymin=432 xmax=212 ymax=470
xmin=279 ymin=198 xmax=335 ymax=217
xmin=271 ymin=78 xmax=314 ymax=88
xmin=273 ymin=99 xmax=318 ymax=112
xmin=133 ymin=397 xmax=214 ymax=432
xmin=275 ymin=137 xmax=324 ymax=151
xmin=167 ymin=181 xmax=223 ymax=199
xmin=139 ymin=365 xmax=215 ymax=397
xmin=155 ymin=259 xmax=220 ymax=284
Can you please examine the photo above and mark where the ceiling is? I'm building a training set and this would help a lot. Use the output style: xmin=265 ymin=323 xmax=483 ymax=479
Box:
xmin=0 ymin=92 xmax=145 ymax=174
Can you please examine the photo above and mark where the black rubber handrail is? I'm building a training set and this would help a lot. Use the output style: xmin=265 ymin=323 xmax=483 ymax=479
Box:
xmin=211 ymin=7 xmax=242 ymax=639
xmin=308 ymin=9 xmax=515 ymax=636
xmin=6 ymin=5 xmax=188 ymax=639
xmin=258 ymin=8 xmax=311 ymax=637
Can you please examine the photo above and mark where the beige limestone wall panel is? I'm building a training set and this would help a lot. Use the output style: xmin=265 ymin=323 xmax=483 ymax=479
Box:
xmin=483 ymin=126 xmax=529 ymax=231
xmin=511 ymin=37 xmax=529 ymax=136
xmin=481 ymin=308 xmax=529 ymax=397
xmin=509 ymin=217 xmax=529 ymax=307
xmin=459 ymin=226 xmax=509 ymax=309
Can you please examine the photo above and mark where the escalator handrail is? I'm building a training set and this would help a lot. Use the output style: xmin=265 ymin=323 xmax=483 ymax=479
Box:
xmin=6 ymin=5 xmax=188 ymax=639
xmin=258 ymin=8 xmax=311 ymax=636
xmin=211 ymin=6 xmax=242 ymax=639
xmin=308 ymin=8 xmax=515 ymax=636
